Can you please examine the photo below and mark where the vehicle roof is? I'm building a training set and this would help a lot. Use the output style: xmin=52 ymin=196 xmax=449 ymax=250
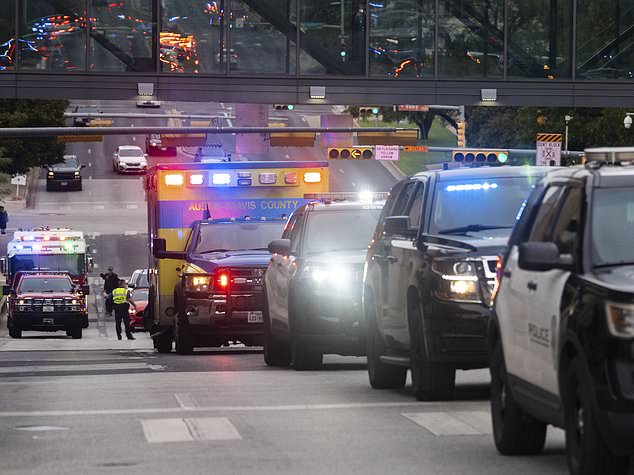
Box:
xmin=21 ymin=273 xmax=71 ymax=279
xmin=118 ymin=145 xmax=143 ymax=150
xmin=152 ymin=161 xmax=327 ymax=171
xmin=540 ymin=164 xmax=634 ymax=188
xmin=305 ymin=201 xmax=385 ymax=211
xmin=413 ymin=165 xmax=554 ymax=181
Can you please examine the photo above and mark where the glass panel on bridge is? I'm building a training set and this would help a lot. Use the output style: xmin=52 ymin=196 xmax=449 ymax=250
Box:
xmin=576 ymin=0 xmax=634 ymax=80
xmin=0 ymin=2 xmax=16 ymax=71
xmin=300 ymin=0 xmax=366 ymax=75
xmin=160 ymin=0 xmax=224 ymax=74
xmin=89 ymin=0 xmax=155 ymax=72
xmin=19 ymin=0 xmax=87 ymax=72
xmin=438 ymin=0 xmax=504 ymax=78
xmin=507 ymin=0 xmax=572 ymax=79
xmin=229 ymin=1 xmax=297 ymax=74
xmin=368 ymin=0 xmax=434 ymax=78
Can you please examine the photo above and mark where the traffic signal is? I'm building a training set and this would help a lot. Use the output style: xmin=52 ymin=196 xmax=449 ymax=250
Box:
xmin=274 ymin=105 xmax=295 ymax=110
xmin=456 ymin=122 xmax=466 ymax=147
xmin=359 ymin=107 xmax=380 ymax=118
xmin=328 ymin=147 xmax=374 ymax=160
xmin=452 ymin=149 xmax=510 ymax=165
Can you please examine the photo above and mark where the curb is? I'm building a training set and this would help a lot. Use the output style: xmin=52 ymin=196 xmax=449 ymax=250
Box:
xmin=380 ymin=160 xmax=406 ymax=180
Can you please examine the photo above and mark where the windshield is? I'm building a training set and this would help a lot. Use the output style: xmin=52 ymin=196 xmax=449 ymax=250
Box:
xmin=429 ymin=177 xmax=538 ymax=236
xmin=132 ymin=270 xmax=149 ymax=288
xmin=132 ymin=289 xmax=149 ymax=300
xmin=592 ymin=188 xmax=634 ymax=266
xmin=119 ymin=148 xmax=143 ymax=157
xmin=194 ymin=222 xmax=285 ymax=253
xmin=303 ymin=208 xmax=382 ymax=254
xmin=10 ymin=254 xmax=84 ymax=276
xmin=18 ymin=277 xmax=73 ymax=293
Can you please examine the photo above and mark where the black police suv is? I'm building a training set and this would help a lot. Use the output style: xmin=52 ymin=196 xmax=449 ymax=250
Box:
xmin=164 ymin=218 xmax=286 ymax=354
xmin=489 ymin=151 xmax=634 ymax=474
xmin=264 ymin=198 xmax=383 ymax=370
xmin=364 ymin=165 xmax=552 ymax=401
xmin=46 ymin=155 xmax=84 ymax=191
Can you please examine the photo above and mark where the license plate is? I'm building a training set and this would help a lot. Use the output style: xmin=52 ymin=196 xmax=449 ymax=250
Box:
xmin=43 ymin=306 xmax=54 ymax=312
xmin=247 ymin=311 xmax=263 ymax=324
xmin=42 ymin=318 xmax=54 ymax=324
xmin=60 ymin=182 xmax=68 ymax=186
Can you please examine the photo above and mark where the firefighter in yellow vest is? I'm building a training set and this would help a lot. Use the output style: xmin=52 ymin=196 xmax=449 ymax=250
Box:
xmin=105 ymin=279 xmax=137 ymax=340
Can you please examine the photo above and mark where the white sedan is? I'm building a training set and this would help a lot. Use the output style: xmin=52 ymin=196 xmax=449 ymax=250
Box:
xmin=113 ymin=145 xmax=148 ymax=174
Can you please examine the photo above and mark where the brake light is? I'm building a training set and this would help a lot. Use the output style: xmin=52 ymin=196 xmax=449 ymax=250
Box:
xmin=284 ymin=172 xmax=297 ymax=184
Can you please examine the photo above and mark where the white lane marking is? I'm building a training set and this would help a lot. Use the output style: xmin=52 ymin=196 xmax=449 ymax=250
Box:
xmin=88 ymin=149 xmax=92 ymax=155
xmin=126 ymin=204 xmax=138 ymax=209
xmin=338 ymin=168 xmax=345 ymax=174
xmin=285 ymin=154 xmax=290 ymax=159
xmin=452 ymin=411 xmax=493 ymax=434
xmin=94 ymin=205 xmax=105 ymax=210
xmin=142 ymin=418 xmax=194 ymax=443
xmin=88 ymin=162 xmax=92 ymax=167
xmin=124 ymin=231 xmax=138 ymax=236
xmin=185 ymin=417 xmax=241 ymax=442
xmin=351 ymin=182 xmax=357 ymax=188
xmin=0 ymin=363 xmax=160 ymax=374
xmin=402 ymin=411 xmax=490 ymax=436
xmin=88 ymin=176 xmax=93 ymax=181
xmin=175 ymin=393 xmax=197 ymax=410
xmin=92 ymin=249 xmax=97 ymax=254
xmin=0 ymin=401 xmax=428 ymax=418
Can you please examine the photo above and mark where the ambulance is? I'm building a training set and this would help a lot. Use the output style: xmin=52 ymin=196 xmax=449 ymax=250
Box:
xmin=146 ymin=161 xmax=329 ymax=353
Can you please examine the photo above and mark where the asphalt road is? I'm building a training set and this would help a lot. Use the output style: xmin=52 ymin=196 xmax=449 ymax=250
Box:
xmin=0 ymin=102 xmax=579 ymax=475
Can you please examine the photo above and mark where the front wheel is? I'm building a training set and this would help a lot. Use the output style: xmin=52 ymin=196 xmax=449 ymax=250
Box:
xmin=563 ymin=358 xmax=630 ymax=475
xmin=70 ymin=325 xmax=82 ymax=339
xmin=490 ymin=338 xmax=546 ymax=455
xmin=291 ymin=337 xmax=322 ymax=371
xmin=409 ymin=304 xmax=455 ymax=401
xmin=174 ymin=313 xmax=194 ymax=355
xmin=8 ymin=322 xmax=22 ymax=339
xmin=154 ymin=329 xmax=173 ymax=353
xmin=263 ymin=290 xmax=291 ymax=367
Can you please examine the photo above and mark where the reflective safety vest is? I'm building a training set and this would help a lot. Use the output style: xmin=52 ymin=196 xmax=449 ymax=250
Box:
xmin=112 ymin=287 xmax=128 ymax=305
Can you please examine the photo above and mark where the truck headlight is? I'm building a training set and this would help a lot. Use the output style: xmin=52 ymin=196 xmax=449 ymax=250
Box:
xmin=605 ymin=303 xmax=634 ymax=338
xmin=432 ymin=260 xmax=481 ymax=303
xmin=305 ymin=265 xmax=355 ymax=288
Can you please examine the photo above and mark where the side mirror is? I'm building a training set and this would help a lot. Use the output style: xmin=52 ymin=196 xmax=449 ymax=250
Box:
xmin=518 ymin=242 xmax=573 ymax=271
xmin=384 ymin=216 xmax=411 ymax=237
xmin=80 ymin=285 xmax=90 ymax=295
xmin=268 ymin=239 xmax=291 ymax=256
xmin=153 ymin=237 xmax=187 ymax=260
xmin=144 ymin=154 xmax=149 ymax=159
xmin=2 ymin=285 xmax=11 ymax=296
xmin=128 ymin=283 xmax=136 ymax=289
xmin=81 ymin=164 xmax=86 ymax=169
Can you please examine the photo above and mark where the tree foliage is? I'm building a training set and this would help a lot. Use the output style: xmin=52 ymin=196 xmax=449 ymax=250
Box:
xmin=465 ymin=106 xmax=634 ymax=151
xmin=0 ymin=99 xmax=69 ymax=175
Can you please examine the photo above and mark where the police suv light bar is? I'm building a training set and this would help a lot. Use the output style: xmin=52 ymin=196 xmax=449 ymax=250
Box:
xmin=584 ymin=147 xmax=634 ymax=164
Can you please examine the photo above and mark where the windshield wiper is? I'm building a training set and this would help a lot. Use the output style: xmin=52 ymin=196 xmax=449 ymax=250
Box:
xmin=594 ymin=261 xmax=634 ymax=269
xmin=437 ymin=224 xmax=512 ymax=236
xmin=197 ymin=248 xmax=231 ymax=254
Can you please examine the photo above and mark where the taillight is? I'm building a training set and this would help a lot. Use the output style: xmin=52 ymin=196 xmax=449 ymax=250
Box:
xmin=216 ymin=270 xmax=230 ymax=292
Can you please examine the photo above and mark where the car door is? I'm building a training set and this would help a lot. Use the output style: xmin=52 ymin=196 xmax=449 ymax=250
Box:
xmin=381 ymin=181 xmax=418 ymax=349
xmin=501 ymin=185 xmax=563 ymax=381
xmin=527 ymin=185 xmax=582 ymax=396
xmin=266 ymin=212 xmax=303 ymax=337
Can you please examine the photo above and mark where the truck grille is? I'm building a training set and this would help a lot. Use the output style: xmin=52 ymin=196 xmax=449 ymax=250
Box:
xmin=51 ymin=173 xmax=76 ymax=180
xmin=230 ymin=268 xmax=266 ymax=292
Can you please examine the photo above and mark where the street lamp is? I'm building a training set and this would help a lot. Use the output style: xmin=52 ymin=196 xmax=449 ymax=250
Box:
xmin=564 ymin=115 xmax=573 ymax=152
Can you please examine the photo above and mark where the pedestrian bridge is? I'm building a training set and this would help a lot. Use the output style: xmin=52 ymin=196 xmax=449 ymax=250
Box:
xmin=1 ymin=1 xmax=633 ymax=107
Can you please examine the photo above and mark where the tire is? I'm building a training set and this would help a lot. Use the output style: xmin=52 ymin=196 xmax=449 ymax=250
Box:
xmin=8 ymin=322 xmax=22 ymax=339
xmin=77 ymin=183 xmax=83 ymax=191
xmin=289 ymin=293 xmax=322 ymax=371
xmin=263 ymin=289 xmax=291 ymax=367
xmin=365 ymin=290 xmax=407 ymax=389
xmin=563 ymin=358 xmax=630 ymax=475
xmin=70 ymin=325 xmax=82 ymax=339
xmin=409 ymin=303 xmax=455 ymax=401
xmin=154 ymin=330 xmax=173 ymax=353
xmin=490 ymin=338 xmax=547 ymax=455
xmin=174 ymin=312 xmax=194 ymax=355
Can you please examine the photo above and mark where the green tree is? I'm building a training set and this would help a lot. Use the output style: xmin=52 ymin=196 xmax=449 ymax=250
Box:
xmin=465 ymin=106 xmax=634 ymax=151
xmin=0 ymin=99 xmax=69 ymax=175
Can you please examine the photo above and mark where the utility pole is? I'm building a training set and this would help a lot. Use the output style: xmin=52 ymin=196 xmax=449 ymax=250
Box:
xmin=565 ymin=115 xmax=573 ymax=152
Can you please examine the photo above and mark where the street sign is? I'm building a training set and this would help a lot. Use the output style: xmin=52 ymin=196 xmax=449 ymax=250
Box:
xmin=403 ymin=145 xmax=429 ymax=152
xmin=375 ymin=145 xmax=400 ymax=161
xmin=536 ymin=133 xmax=562 ymax=166
xmin=11 ymin=175 xmax=26 ymax=186
xmin=398 ymin=105 xmax=429 ymax=112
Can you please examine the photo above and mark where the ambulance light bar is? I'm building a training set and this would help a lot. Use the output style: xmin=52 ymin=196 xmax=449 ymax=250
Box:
xmin=304 ymin=192 xmax=388 ymax=202
xmin=166 ymin=170 xmax=322 ymax=187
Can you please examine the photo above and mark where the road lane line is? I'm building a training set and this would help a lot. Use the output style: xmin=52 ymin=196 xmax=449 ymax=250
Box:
xmin=126 ymin=204 xmax=138 ymax=209
xmin=0 ymin=363 xmax=156 ymax=374
xmin=142 ymin=418 xmax=194 ymax=443
xmin=184 ymin=417 xmax=241 ymax=441
xmin=175 ymin=393 xmax=197 ymax=410
xmin=452 ymin=411 xmax=492 ymax=434
xmin=0 ymin=401 xmax=430 ymax=417
xmin=339 ymin=168 xmax=345 ymax=174
xmin=402 ymin=412 xmax=486 ymax=436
